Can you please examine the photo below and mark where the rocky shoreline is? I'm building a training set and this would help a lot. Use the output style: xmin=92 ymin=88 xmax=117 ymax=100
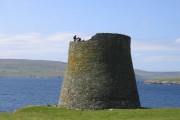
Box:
xmin=144 ymin=81 xmax=180 ymax=85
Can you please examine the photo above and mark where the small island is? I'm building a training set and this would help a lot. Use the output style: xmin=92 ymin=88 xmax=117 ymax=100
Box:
xmin=144 ymin=78 xmax=180 ymax=85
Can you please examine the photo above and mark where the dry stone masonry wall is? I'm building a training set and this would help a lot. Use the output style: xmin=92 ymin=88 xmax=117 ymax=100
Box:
xmin=59 ymin=33 xmax=141 ymax=110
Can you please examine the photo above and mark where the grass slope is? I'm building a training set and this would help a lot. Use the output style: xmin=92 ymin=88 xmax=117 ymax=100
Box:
xmin=0 ymin=106 xmax=180 ymax=120
xmin=135 ymin=69 xmax=180 ymax=80
xmin=0 ymin=59 xmax=66 ymax=77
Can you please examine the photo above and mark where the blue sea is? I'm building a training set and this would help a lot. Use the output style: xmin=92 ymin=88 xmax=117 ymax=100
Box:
xmin=0 ymin=77 xmax=180 ymax=112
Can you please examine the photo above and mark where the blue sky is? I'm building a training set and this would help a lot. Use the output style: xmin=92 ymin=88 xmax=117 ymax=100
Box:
xmin=0 ymin=0 xmax=180 ymax=71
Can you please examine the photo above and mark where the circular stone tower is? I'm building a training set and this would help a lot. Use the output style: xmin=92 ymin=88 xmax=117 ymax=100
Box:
xmin=59 ymin=33 xmax=140 ymax=109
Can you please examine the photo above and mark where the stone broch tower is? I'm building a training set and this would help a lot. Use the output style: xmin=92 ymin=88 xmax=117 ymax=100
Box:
xmin=59 ymin=33 xmax=140 ymax=109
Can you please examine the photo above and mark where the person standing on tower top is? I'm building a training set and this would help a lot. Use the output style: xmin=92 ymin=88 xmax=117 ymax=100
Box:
xmin=73 ymin=35 xmax=77 ymax=42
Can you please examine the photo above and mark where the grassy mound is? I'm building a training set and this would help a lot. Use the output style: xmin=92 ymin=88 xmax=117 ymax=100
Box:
xmin=0 ymin=106 xmax=180 ymax=120
xmin=0 ymin=59 xmax=66 ymax=77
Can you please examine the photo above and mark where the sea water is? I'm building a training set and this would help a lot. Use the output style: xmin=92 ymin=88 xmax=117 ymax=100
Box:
xmin=0 ymin=77 xmax=180 ymax=112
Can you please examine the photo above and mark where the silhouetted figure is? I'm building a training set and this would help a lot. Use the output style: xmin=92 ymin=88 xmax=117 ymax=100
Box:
xmin=77 ymin=37 xmax=81 ymax=41
xmin=73 ymin=35 xmax=77 ymax=42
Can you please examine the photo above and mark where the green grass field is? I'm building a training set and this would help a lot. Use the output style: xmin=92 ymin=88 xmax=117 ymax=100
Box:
xmin=0 ymin=106 xmax=180 ymax=120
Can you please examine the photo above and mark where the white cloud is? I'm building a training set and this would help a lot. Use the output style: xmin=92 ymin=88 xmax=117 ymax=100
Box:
xmin=175 ymin=38 xmax=180 ymax=43
xmin=133 ymin=53 xmax=143 ymax=57
xmin=141 ymin=21 xmax=148 ymax=28
xmin=0 ymin=32 xmax=90 ymax=62
xmin=131 ymin=39 xmax=180 ymax=71
xmin=132 ymin=40 xmax=180 ymax=52
xmin=133 ymin=54 xmax=180 ymax=62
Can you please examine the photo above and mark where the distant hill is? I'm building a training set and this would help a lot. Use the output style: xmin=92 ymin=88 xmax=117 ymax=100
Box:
xmin=0 ymin=59 xmax=66 ymax=77
xmin=135 ymin=69 xmax=180 ymax=80
xmin=0 ymin=59 xmax=180 ymax=80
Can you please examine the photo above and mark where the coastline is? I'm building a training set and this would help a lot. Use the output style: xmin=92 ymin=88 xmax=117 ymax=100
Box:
xmin=144 ymin=78 xmax=180 ymax=85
